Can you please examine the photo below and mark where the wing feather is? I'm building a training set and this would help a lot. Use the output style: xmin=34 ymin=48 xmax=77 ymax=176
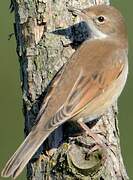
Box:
xmin=65 ymin=64 xmax=124 ymax=117
xmin=45 ymin=63 xmax=124 ymax=130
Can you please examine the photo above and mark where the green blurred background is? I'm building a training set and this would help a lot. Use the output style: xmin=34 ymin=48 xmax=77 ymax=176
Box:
xmin=0 ymin=0 xmax=132 ymax=179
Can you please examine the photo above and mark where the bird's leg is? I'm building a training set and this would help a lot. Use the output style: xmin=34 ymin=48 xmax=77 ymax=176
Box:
xmin=77 ymin=118 xmax=107 ymax=150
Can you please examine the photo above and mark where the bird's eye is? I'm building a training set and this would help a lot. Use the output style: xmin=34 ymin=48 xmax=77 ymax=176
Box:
xmin=97 ymin=16 xmax=105 ymax=23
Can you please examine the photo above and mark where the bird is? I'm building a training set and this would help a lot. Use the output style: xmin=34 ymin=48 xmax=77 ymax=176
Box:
xmin=1 ymin=4 xmax=128 ymax=179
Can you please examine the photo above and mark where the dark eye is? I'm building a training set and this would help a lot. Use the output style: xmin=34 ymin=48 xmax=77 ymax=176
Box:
xmin=97 ymin=16 xmax=105 ymax=23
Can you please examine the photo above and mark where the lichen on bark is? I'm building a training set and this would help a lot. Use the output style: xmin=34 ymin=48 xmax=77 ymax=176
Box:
xmin=12 ymin=0 xmax=128 ymax=179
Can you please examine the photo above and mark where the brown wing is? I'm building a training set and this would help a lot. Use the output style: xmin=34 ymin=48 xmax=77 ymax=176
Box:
xmin=46 ymin=63 xmax=124 ymax=129
xmin=67 ymin=64 xmax=124 ymax=116
xmin=36 ymin=40 xmax=127 ymax=129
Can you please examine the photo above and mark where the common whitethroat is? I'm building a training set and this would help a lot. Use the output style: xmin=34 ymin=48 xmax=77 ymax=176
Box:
xmin=1 ymin=4 xmax=128 ymax=179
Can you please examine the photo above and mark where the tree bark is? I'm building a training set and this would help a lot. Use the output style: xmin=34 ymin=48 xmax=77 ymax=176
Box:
xmin=12 ymin=0 xmax=128 ymax=179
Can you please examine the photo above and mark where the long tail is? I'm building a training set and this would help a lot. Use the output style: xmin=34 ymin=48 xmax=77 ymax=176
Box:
xmin=1 ymin=79 xmax=76 ymax=179
xmin=1 ymin=125 xmax=51 ymax=179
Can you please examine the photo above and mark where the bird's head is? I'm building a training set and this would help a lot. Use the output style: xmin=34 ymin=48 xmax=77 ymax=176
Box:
xmin=69 ymin=5 xmax=128 ymax=45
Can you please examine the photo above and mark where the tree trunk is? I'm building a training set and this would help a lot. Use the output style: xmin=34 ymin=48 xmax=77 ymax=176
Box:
xmin=12 ymin=0 xmax=128 ymax=179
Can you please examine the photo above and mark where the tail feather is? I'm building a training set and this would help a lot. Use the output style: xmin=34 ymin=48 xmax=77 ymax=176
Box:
xmin=1 ymin=102 xmax=70 ymax=179
xmin=1 ymin=128 xmax=50 ymax=179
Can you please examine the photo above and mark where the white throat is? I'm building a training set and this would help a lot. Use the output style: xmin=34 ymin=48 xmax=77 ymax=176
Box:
xmin=92 ymin=29 xmax=107 ymax=39
xmin=88 ymin=21 xmax=108 ymax=39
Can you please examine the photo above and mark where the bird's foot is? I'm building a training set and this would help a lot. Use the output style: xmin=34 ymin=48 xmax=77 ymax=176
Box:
xmin=77 ymin=118 xmax=107 ymax=150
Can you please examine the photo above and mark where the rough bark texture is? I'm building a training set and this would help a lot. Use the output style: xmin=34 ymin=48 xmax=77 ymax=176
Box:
xmin=12 ymin=0 xmax=128 ymax=179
